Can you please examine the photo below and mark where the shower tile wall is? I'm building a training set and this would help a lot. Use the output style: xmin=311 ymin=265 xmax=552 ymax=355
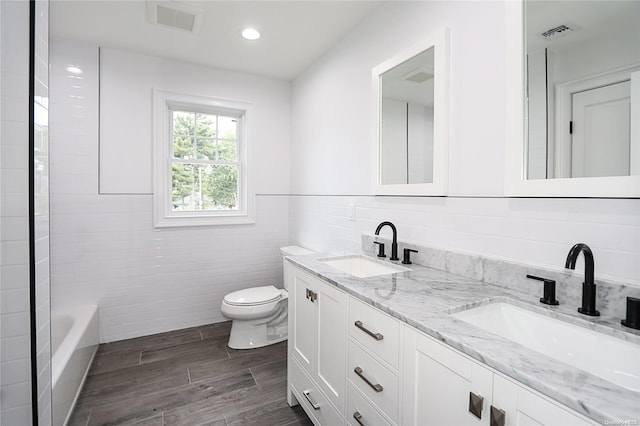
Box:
xmin=1 ymin=0 xmax=51 ymax=424
xmin=49 ymin=40 xmax=291 ymax=343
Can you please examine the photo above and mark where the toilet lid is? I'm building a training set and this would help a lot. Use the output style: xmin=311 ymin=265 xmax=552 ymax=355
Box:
xmin=224 ymin=285 xmax=283 ymax=306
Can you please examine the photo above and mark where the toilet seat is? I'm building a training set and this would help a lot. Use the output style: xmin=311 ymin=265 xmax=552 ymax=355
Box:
xmin=223 ymin=285 xmax=283 ymax=306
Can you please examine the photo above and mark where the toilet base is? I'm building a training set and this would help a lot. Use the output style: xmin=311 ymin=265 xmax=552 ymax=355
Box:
xmin=227 ymin=317 xmax=288 ymax=349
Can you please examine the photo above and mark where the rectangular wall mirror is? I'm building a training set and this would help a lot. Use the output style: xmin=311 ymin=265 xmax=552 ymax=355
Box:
xmin=372 ymin=27 xmax=449 ymax=196
xmin=505 ymin=0 xmax=640 ymax=197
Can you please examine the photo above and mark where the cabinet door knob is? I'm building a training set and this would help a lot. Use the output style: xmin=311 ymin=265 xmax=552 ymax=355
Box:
xmin=468 ymin=392 xmax=483 ymax=419
xmin=354 ymin=320 xmax=384 ymax=340
xmin=353 ymin=411 xmax=365 ymax=426
xmin=490 ymin=406 xmax=506 ymax=426
xmin=354 ymin=366 xmax=383 ymax=392
xmin=305 ymin=288 xmax=310 ymax=300
xmin=302 ymin=389 xmax=320 ymax=410
xmin=310 ymin=291 xmax=317 ymax=302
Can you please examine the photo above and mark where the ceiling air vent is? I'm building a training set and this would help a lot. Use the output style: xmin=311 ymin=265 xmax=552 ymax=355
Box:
xmin=147 ymin=1 xmax=203 ymax=33
xmin=539 ymin=24 xmax=575 ymax=41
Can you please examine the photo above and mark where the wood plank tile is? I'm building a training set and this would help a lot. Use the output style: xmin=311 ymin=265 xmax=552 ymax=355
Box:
xmin=100 ymin=327 xmax=202 ymax=355
xmin=140 ymin=335 xmax=229 ymax=365
xmin=198 ymin=321 xmax=232 ymax=340
xmin=227 ymin=341 xmax=287 ymax=358
xmin=76 ymin=367 xmax=190 ymax=410
xmin=69 ymin=322 xmax=311 ymax=426
xmin=89 ymin=348 xmax=141 ymax=376
xmin=188 ymin=342 xmax=286 ymax=383
xmin=250 ymin=358 xmax=287 ymax=388
xmin=163 ymin=379 xmax=286 ymax=426
xmin=87 ymin=369 xmax=256 ymax=426
xmin=117 ymin=412 xmax=165 ymax=426
xmin=67 ymin=405 xmax=91 ymax=426
xmin=83 ymin=352 xmax=190 ymax=393
xmin=224 ymin=397 xmax=307 ymax=426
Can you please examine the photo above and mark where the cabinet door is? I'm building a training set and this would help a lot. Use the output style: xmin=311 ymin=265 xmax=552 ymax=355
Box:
xmin=316 ymin=278 xmax=348 ymax=413
xmin=403 ymin=326 xmax=489 ymax=426
xmin=291 ymin=268 xmax=317 ymax=377
xmin=493 ymin=375 xmax=594 ymax=426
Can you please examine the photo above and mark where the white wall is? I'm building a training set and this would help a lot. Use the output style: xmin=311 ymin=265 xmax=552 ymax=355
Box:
xmin=289 ymin=1 xmax=640 ymax=286
xmin=50 ymin=41 xmax=291 ymax=342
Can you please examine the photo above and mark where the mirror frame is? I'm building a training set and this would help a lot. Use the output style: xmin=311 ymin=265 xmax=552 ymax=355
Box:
xmin=504 ymin=1 xmax=640 ymax=198
xmin=371 ymin=27 xmax=449 ymax=196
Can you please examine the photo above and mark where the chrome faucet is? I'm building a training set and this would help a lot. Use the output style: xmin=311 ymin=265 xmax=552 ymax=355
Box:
xmin=375 ymin=221 xmax=399 ymax=261
xmin=565 ymin=243 xmax=600 ymax=316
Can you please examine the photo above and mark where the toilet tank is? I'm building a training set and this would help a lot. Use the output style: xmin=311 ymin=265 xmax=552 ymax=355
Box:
xmin=281 ymin=246 xmax=314 ymax=290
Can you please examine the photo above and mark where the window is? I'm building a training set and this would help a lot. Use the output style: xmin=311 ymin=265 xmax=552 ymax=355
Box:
xmin=154 ymin=91 xmax=254 ymax=227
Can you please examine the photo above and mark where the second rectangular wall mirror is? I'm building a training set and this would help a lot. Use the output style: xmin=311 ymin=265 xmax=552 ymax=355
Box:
xmin=372 ymin=27 xmax=449 ymax=196
xmin=505 ymin=0 xmax=640 ymax=197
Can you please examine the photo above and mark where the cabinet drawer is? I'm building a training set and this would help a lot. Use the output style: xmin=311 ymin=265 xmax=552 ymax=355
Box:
xmin=348 ymin=341 xmax=399 ymax=422
xmin=348 ymin=383 xmax=393 ymax=426
xmin=290 ymin=358 xmax=342 ymax=426
xmin=349 ymin=297 xmax=400 ymax=369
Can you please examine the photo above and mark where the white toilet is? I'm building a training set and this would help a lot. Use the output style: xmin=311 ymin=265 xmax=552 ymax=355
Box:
xmin=221 ymin=245 xmax=314 ymax=349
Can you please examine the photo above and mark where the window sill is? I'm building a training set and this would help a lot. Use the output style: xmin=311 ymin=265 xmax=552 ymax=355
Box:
xmin=154 ymin=213 xmax=255 ymax=228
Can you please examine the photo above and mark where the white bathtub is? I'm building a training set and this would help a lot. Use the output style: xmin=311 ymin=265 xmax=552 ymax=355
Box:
xmin=51 ymin=305 xmax=99 ymax=426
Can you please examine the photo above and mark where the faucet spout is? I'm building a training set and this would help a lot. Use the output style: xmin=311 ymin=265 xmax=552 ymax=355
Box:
xmin=565 ymin=243 xmax=599 ymax=316
xmin=565 ymin=243 xmax=594 ymax=285
xmin=375 ymin=221 xmax=399 ymax=261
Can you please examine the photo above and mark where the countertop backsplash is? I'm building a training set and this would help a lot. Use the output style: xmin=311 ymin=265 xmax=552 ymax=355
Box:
xmin=362 ymin=234 xmax=640 ymax=322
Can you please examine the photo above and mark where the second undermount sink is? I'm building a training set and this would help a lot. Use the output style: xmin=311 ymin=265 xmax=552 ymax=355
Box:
xmin=452 ymin=302 xmax=640 ymax=392
xmin=320 ymin=255 xmax=409 ymax=278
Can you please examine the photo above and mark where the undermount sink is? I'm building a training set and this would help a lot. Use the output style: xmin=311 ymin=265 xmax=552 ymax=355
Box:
xmin=452 ymin=302 xmax=640 ymax=392
xmin=320 ymin=255 xmax=409 ymax=278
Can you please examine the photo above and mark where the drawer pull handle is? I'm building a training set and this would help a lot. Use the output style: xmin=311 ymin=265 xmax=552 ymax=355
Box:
xmin=354 ymin=320 xmax=384 ymax=340
xmin=468 ymin=392 xmax=483 ymax=419
xmin=353 ymin=411 xmax=365 ymax=426
xmin=490 ymin=405 xmax=506 ymax=426
xmin=302 ymin=389 xmax=320 ymax=410
xmin=354 ymin=366 xmax=383 ymax=392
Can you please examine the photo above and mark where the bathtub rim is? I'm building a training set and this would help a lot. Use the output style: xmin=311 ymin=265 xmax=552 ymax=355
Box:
xmin=51 ymin=304 xmax=99 ymax=391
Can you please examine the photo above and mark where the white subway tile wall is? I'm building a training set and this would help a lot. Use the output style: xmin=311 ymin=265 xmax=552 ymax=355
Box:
xmin=50 ymin=41 xmax=290 ymax=343
xmin=290 ymin=196 xmax=640 ymax=286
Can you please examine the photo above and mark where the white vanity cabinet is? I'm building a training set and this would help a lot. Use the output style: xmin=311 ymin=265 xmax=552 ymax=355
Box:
xmin=401 ymin=326 xmax=596 ymax=426
xmin=288 ymin=265 xmax=348 ymax=424
xmin=287 ymin=261 xmax=600 ymax=426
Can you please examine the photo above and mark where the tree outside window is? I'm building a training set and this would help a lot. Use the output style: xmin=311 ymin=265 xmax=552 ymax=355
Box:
xmin=170 ymin=110 xmax=239 ymax=211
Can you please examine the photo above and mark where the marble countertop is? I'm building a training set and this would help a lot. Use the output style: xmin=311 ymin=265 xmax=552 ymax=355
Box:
xmin=286 ymin=253 xmax=640 ymax=424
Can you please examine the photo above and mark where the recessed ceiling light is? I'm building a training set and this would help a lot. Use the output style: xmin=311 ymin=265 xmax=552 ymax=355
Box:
xmin=66 ymin=65 xmax=83 ymax=74
xmin=241 ymin=28 xmax=260 ymax=41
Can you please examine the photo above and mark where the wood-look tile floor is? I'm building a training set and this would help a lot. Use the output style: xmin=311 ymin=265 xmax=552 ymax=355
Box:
xmin=69 ymin=321 xmax=313 ymax=426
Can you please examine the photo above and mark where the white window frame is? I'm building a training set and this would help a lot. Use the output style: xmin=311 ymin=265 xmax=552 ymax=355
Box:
xmin=153 ymin=90 xmax=255 ymax=227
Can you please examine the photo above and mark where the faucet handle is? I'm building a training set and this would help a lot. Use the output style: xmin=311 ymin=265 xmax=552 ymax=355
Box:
xmin=402 ymin=248 xmax=418 ymax=265
xmin=526 ymin=274 xmax=559 ymax=306
xmin=373 ymin=241 xmax=386 ymax=258
xmin=622 ymin=297 xmax=640 ymax=330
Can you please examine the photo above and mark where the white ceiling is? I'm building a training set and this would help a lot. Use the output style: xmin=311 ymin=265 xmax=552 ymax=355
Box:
xmin=526 ymin=1 xmax=640 ymax=53
xmin=50 ymin=0 xmax=382 ymax=81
